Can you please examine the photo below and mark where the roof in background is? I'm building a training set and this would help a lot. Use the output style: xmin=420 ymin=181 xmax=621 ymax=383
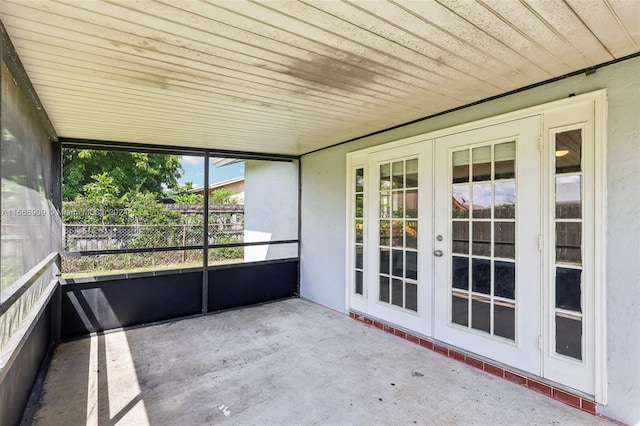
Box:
xmin=187 ymin=176 xmax=244 ymax=194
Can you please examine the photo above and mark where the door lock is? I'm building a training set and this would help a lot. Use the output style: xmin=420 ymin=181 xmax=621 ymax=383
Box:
xmin=433 ymin=249 xmax=444 ymax=257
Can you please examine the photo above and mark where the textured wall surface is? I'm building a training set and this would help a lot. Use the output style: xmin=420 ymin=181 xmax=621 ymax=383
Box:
xmin=300 ymin=149 xmax=347 ymax=309
xmin=244 ymin=160 xmax=299 ymax=261
xmin=300 ymin=57 xmax=640 ymax=424
xmin=598 ymin=58 xmax=640 ymax=425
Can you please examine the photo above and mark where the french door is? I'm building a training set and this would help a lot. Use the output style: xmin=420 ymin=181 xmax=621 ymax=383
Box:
xmin=347 ymin=94 xmax=603 ymax=398
xmin=366 ymin=143 xmax=432 ymax=335
xmin=433 ymin=116 xmax=542 ymax=374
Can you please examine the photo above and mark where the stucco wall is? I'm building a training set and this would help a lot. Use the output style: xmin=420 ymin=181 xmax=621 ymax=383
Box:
xmin=244 ymin=160 xmax=299 ymax=261
xmin=300 ymin=57 xmax=639 ymax=423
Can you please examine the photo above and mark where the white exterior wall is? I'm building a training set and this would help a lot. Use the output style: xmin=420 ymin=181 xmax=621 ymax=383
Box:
xmin=300 ymin=57 xmax=640 ymax=424
xmin=244 ymin=160 xmax=299 ymax=261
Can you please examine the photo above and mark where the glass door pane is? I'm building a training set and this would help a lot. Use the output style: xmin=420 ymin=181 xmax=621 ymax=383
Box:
xmin=553 ymin=129 xmax=584 ymax=361
xmin=378 ymin=158 xmax=419 ymax=312
xmin=354 ymin=167 xmax=365 ymax=295
xmin=450 ymin=142 xmax=517 ymax=341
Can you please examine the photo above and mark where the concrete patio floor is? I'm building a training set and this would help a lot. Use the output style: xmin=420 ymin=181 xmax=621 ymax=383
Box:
xmin=32 ymin=298 xmax=610 ymax=425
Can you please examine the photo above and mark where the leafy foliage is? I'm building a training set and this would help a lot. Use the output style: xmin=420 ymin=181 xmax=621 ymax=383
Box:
xmin=63 ymin=149 xmax=183 ymax=201
xmin=83 ymin=172 xmax=120 ymax=203
xmin=210 ymin=188 xmax=239 ymax=205
xmin=173 ymin=193 xmax=204 ymax=205
xmin=61 ymin=151 xmax=246 ymax=275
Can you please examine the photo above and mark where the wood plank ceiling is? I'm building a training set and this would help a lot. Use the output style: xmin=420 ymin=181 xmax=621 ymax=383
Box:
xmin=2 ymin=0 xmax=639 ymax=155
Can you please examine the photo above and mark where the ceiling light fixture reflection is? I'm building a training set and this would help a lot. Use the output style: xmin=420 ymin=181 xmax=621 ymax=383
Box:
xmin=555 ymin=149 xmax=570 ymax=157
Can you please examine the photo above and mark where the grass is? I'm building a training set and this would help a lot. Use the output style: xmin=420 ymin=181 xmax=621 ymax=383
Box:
xmin=61 ymin=257 xmax=245 ymax=279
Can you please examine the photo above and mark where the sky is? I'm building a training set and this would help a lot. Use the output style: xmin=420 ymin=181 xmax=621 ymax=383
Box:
xmin=178 ymin=156 xmax=245 ymax=189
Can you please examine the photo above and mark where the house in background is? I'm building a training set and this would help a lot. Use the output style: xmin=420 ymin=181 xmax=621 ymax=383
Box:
xmin=1 ymin=2 xmax=639 ymax=425
xmin=188 ymin=176 xmax=245 ymax=204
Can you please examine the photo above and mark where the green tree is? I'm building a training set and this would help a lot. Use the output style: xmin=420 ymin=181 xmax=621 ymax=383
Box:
xmin=174 ymin=193 xmax=204 ymax=205
xmin=210 ymin=188 xmax=239 ymax=205
xmin=84 ymin=172 xmax=120 ymax=203
xmin=63 ymin=149 xmax=183 ymax=201
xmin=171 ymin=181 xmax=203 ymax=205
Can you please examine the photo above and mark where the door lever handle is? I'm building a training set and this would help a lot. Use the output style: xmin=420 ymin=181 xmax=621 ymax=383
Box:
xmin=433 ymin=249 xmax=444 ymax=257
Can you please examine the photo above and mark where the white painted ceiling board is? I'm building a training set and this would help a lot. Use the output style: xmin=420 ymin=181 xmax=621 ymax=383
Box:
xmin=304 ymin=0 xmax=526 ymax=91
xmin=479 ymin=0 xmax=595 ymax=69
xmin=437 ymin=0 xmax=574 ymax=76
xmin=16 ymin=32 xmax=403 ymax=115
xmin=248 ymin=0 xmax=500 ymax=99
xmin=389 ymin=0 xmax=550 ymax=86
xmin=1 ymin=0 xmax=638 ymax=155
xmin=201 ymin=0 xmax=470 ymax=101
xmin=603 ymin=0 xmax=640 ymax=52
xmin=523 ymin=0 xmax=614 ymax=63
xmin=178 ymin=1 xmax=447 ymax=101
xmin=564 ymin=0 xmax=638 ymax=58
xmin=7 ymin=5 xmax=399 ymax=117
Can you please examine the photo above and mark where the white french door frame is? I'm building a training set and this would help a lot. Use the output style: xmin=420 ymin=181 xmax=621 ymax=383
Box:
xmin=365 ymin=142 xmax=433 ymax=335
xmin=345 ymin=90 xmax=607 ymax=403
xmin=432 ymin=116 xmax=542 ymax=375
